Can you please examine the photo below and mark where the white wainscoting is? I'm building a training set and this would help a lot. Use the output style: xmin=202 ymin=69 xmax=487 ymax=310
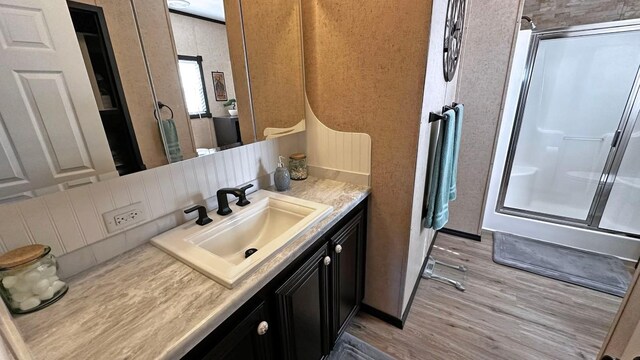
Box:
xmin=0 ymin=136 xmax=304 ymax=278
xmin=305 ymin=97 xmax=371 ymax=186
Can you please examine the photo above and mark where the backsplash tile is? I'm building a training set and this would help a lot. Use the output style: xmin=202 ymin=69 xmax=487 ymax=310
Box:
xmin=0 ymin=137 xmax=302 ymax=279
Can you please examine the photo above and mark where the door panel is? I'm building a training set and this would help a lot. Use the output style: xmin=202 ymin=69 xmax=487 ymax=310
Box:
xmin=331 ymin=210 xmax=365 ymax=340
xmin=501 ymin=28 xmax=640 ymax=222
xmin=275 ymin=245 xmax=330 ymax=360
xmin=0 ymin=0 xmax=116 ymax=199
xmin=600 ymin=268 xmax=640 ymax=360
xmin=600 ymin=112 xmax=640 ymax=235
xmin=186 ymin=301 xmax=272 ymax=360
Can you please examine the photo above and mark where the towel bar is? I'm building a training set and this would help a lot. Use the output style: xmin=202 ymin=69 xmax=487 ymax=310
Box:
xmin=428 ymin=102 xmax=461 ymax=123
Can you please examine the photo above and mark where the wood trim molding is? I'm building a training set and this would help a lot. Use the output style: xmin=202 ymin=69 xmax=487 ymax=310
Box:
xmin=360 ymin=236 xmax=435 ymax=330
xmin=440 ymin=227 xmax=481 ymax=241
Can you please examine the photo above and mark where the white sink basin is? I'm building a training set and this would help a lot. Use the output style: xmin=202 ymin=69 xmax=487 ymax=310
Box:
xmin=151 ymin=190 xmax=332 ymax=288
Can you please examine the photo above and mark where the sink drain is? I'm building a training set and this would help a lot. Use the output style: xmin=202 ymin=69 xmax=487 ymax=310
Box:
xmin=245 ymin=248 xmax=258 ymax=258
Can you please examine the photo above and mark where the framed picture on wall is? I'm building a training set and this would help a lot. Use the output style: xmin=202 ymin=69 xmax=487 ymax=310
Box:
xmin=212 ymin=71 xmax=228 ymax=101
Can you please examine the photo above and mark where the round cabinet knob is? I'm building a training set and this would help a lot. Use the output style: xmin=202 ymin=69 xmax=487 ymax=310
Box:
xmin=334 ymin=244 xmax=343 ymax=254
xmin=323 ymin=256 xmax=331 ymax=266
xmin=257 ymin=321 xmax=269 ymax=335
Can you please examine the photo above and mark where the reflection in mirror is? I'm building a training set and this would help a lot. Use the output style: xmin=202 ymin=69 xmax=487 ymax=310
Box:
xmin=0 ymin=0 xmax=304 ymax=203
xmin=168 ymin=4 xmax=244 ymax=154
xmin=240 ymin=0 xmax=306 ymax=140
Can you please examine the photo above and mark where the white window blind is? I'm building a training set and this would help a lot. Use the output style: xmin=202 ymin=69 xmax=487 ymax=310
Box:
xmin=178 ymin=57 xmax=209 ymax=116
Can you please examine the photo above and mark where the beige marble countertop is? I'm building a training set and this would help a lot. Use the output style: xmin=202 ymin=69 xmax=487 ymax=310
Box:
xmin=14 ymin=177 xmax=370 ymax=360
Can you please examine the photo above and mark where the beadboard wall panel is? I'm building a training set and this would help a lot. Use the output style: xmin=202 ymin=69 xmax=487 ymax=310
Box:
xmin=305 ymin=98 xmax=371 ymax=186
xmin=0 ymin=135 xmax=303 ymax=278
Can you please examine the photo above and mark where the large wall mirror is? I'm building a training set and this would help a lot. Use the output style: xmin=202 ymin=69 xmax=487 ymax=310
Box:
xmin=0 ymin=0 xmax=305 ymax=202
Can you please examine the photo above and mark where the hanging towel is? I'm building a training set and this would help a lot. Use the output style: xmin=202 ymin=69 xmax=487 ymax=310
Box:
xmin=449 ymin=104 xmax=464 ymax=201
xmin=161 ymin=119 xmax=183 ymax=163
xmin=425 ymin=109 xmax=457 ymax=230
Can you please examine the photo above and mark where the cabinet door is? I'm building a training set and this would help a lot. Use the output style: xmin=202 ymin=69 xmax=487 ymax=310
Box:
xmin=194 ymin=301 xmax=272 ymax=360
xmin=330 ymin=210 xmax=365 ymax=340
xmin=275 ymin=245 xmax=331 ymax=360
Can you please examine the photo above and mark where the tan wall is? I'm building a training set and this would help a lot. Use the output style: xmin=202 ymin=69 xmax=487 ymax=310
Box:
xmin=132 ymin=0 xmax=196 ymax=163
xmin=72 ymin=0 xmax=196 ymax=168
xmin=223 ymin=0 xmax=256 ymax=145
xmin=446 ymin=0 xmax=524 ymax=236
xmin=302 ymin=0 xmax=432 ymax=316
xmin=170 ymin=13 xmax=239 ymax=149
xmin=242 ymin=0 xmax=305 ymax=139
xmin=524 ymin=0 xmax=640 ymax=30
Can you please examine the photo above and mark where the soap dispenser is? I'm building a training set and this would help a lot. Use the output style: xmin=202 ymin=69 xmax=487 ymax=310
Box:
xmin=274 ymin=155 xmax=290 ymax=191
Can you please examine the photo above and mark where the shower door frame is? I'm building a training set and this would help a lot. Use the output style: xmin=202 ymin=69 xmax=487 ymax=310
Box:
xmin=496 ymin=19 xmax=640 ymax=237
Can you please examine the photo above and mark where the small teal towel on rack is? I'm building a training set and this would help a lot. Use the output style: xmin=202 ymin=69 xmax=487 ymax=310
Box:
xmin=161 ymin=119 xmax=183 ymax=163
xmin=425 ymin=109 xmax=457 ymax=230
xmin=449 ymin=104 xmax=464 ymax=201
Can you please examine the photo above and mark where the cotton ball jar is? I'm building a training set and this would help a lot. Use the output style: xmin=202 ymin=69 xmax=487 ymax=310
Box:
xmin=0 ymin=245 xmax=68 ymax=314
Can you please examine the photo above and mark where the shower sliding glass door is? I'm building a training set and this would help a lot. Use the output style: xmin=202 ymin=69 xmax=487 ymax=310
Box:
xmin=498 ymin=20 xmax=640 ymax=236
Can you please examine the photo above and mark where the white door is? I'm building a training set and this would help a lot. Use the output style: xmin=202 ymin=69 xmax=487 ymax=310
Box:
xmin=621 ymin=321 xmax=640 ymax=360
xmin=0 ymin=0 xmax=117 ymax=201
xmin=600 ymin=268 xmax=640 ymax=360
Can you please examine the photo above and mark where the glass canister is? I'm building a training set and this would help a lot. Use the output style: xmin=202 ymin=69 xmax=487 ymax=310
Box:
xmin=289 ymin=153 xmax=308 ymax=180
xmin=0 ymin=245 xmax=68 ymax=314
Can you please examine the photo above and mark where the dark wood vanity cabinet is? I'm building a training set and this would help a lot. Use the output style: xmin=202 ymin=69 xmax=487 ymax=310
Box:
xmin=184 ymin=299 xmax=273 ymax=360
xmin=183 ymin=198 xmax=367 ymax=360
xmin=275 ymin=245 xmax=331 ymax=359
xmin=329 ymin=211 xmax=365 ymax=342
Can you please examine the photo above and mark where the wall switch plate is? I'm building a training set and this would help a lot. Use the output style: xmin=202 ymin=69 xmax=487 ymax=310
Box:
xmin=103 ymin=202 xmax=147 ymax=233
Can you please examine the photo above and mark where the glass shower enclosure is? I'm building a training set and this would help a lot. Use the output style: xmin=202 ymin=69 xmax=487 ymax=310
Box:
xmin=498 ymin=20 xmax=640 ymax=237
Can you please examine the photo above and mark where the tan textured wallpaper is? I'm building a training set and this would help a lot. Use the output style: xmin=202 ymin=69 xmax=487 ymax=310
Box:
xmin=224 ymin=0 xmax=256 ymax=144
xmin=71 ymin=0 xmax=196 ymax=168
xmin=523 ymin=0 xmax=640 ymax=30
xmin=242 ymin=0 xmax=305 ymax=139
xmin=132 ymin=0 xmax=196 ymax=162
xmin=447 ymin=0 xmax=524 ymax=235
xmin=302 ymin=0 xmax=432 ymax=317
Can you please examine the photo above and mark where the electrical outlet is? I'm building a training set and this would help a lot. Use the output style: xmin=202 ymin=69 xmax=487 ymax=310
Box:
xmin=102 ymin=202 xmax=147 ymax=233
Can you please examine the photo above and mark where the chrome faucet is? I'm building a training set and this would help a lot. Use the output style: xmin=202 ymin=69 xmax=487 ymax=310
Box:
xmin=216 ymin=184 xmax=253 ymax=216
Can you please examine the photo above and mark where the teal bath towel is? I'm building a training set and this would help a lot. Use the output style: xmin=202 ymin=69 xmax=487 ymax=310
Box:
xmin=161 ymin=119 xmax=183 ymax=163
xmin=425 ymin=109 xmax=457 ymax=230
xmin=449 ymin=104 xmax=464 ymax=201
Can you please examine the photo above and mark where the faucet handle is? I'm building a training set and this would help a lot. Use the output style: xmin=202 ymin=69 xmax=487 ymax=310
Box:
xmin=237 ymin=184 xmax=254 ymax=206
xmin=184 ymin=205 xmax=213 ymax=226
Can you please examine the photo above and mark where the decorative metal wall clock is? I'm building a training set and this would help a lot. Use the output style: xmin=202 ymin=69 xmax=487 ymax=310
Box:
xmin=443 ymin=0 xmax=466 ymax=82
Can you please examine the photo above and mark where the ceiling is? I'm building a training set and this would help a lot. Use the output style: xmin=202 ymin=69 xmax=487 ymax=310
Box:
xmin=167 ymin=0 xmax=226 ymax=22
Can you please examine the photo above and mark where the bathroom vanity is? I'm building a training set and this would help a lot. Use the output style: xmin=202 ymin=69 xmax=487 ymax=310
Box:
xmin=184 ymin=193 xmax=367 ymax=359
xmin=14 ymin=178 xmax=369 ymax=360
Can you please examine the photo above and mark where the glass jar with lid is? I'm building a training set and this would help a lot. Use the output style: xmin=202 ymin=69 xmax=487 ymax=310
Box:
xmin=0 ymin=245 xmax=68 ymax=314
xmin=289 ymin=153 xmax=308 ymax=180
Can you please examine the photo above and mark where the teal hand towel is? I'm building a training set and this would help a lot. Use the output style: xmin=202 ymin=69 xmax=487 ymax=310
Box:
xmin=449 ymin=104 xmax=464 ymax=201
xmin=424 ymin=121 xmax=444 ymax=229
xmin=161 ymin=119 xmax=183 ymax=163
xmin=425 ymin=109 xmax=456 ymax=230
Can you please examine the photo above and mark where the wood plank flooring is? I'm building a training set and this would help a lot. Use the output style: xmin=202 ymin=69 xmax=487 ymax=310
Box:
xmin=348 ymin=233 xmax=623 ymax=360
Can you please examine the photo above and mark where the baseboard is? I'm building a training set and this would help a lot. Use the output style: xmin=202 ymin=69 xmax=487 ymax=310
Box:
xmin=360 ymin=303 xmax=404 ymax=329
xmin=440 ymin=227 xmax=481 ymax=241
xmin=361 ymin=237 xmax=435 ymax=330
xmin=400 ymin=237 xmax=435 ymax=325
